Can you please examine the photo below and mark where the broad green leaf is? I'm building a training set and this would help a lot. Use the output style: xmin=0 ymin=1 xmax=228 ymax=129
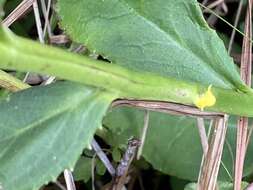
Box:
xmin=73 ymin=156 xmax=92 ymax=182
xmin=0 ymin=81 xmax=116 ymax=190
xmin=58 ymin=0 xmax=247 ymax=91
xmin=100 ymin=107 xmax=253 ymax=181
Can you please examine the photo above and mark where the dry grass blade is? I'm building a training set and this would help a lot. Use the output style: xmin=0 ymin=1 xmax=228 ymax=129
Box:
xmin=197 ymin=118 xmax=209 ymax=156
xmin=205 ymin=0 xmax=225 ymax=10
xmin=2 ymin=0 xmax=34 ymax=27
xmin=64 ymin=169 xmax=76 ymax=190
xmin=49 ymin=35 xmax=70 ymax=45
xmin=228 ymin=0 xmax=244 ymax=54
xmin=198 ymin=116 xmax=228 ymax=190
xmin=91 ymin=139 xmax=116 ymax=176
xmin=234 ymin=1 xmax=252 ymax=189
xmin=112 ymin=99 xmax=224 ymax=119
xmin=40 ymin=0 xmax=52 ymax=38
xmin=137 ymin=110 xmax=150 ymax=160
xmin=33 ymin=0 xmax=44 ymax=43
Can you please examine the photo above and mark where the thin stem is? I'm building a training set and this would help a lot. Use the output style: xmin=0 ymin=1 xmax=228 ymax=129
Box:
xmin=137 ymin=110 xmax=150 ymax=159
xmin=206 ymin=0 xmax=225 ymax=10
xmin=40 ymin=0 xmax=52 ymax=38
xmin=112 ymin=100 xmax=224 ymax=119
xmin=33 ymin=0 xmax=44 ymax=43
xmin=91 ymin=139 xmax=116 ymax=176
xmin=228 ymin=0 xmax=244 ymax=54
xmin=198 ymin=116 xmax=228 ymax=190
xmin=63 ymin=169 xmax=76 ymax=190
xmin=91 ymin=154 xmax=96 ymax=190
xmin=197 ymin=118 xmax=208 ymax=156
xmin=54 ymin=181 xmax=67 ymax=190
xmin=199 ymin=3 xmax=253 ymax=43
xmin=234 ymin=1 xmax=252 ymax=189
xmin=2 ymin=0 xmax=34 ymax=27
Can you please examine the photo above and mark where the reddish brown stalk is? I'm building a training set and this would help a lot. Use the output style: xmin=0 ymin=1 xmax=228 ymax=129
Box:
xmin=234 ymin=1 xmax=252 ymax=189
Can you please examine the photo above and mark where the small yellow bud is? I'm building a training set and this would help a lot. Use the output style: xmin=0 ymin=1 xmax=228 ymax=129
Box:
xmin=195 ymin=85 xmax=216 ymax=110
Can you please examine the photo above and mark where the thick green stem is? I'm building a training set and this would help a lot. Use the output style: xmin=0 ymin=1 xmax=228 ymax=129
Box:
xmin=0 ymin=27 xmax=253 ymax=116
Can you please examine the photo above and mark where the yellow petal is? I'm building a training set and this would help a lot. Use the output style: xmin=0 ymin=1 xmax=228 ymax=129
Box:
xmin=195 ymin=85 xmax=216 ymax=110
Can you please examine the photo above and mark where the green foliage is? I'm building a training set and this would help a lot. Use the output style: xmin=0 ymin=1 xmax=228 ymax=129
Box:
xmin=0 ymin=0 xmax=253 ymax=189
xmin=101 ymin=107 xmax=253 ymax=181
xmin=57 ymin=0 xmax=247 ymax=91
xmin=184 ymin=181 xmax=249 ymax=190
xmin=73 ymin=156 xmax=92 ymax=182
xmin=0 ymin=82 xmax=115 ymax=190
xmin=96 ymin=160 xmax=107 ymax=176
xmin=112 ymin=147 xmax=121 ymax=162
xmin=1 ymin=17 xmax=253 ymax=115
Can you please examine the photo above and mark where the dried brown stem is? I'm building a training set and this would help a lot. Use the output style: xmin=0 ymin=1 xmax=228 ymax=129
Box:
xmin=2 ymin=0 xmax=34 ymax=27
xmin=198 ymin=116 xmax=228 ymax=190
xmin=111 ymin=138 xmax=140 ymax=190
xmin=197 ymin=118 xmax=209 ymax=156
xmin=234 ymin=1 xmax=252 ymax=189
xmin=112 ymin=99 xmax=224 ymax=119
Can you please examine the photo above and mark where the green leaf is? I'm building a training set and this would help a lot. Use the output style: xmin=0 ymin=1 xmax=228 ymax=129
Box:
xmin=112 ymin=148 xmax=121 ymax=162
xmin=184 ymin=181 xmax=248 ymax=190
xmin=57 ymin=0 xmax=247 ymax=91
xmin=96 ymin=159 xmax=106 ymax=176
xmin=0 ymin=81 xmax=116 ymax=190
xmin=100 ymin=107 xmax=253 ymax=181
xmin=73 ymin=156 xmax=92 ymax=182
xmin=170 ymin=176 xmax=190 ymax=190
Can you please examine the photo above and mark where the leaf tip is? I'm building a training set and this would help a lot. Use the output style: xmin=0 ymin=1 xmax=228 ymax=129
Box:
xmin=195 ymin=85 xmax=216 ymax=110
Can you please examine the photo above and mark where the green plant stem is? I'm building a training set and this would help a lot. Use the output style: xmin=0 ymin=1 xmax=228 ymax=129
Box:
xmin=0 ymin=69 xmax=29 ymax=91
xmin=0 ymin=27 xmax=253 ymax=116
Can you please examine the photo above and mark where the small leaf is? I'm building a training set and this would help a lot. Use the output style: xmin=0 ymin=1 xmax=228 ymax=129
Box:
xmin=73 ymin=156 xmax=92 ymax=182
xmin=96 ymin=160 xmax=106 ymax=176
xmin=112 ymin=148 xmax=121 ymax=162
xmin=0 ymin=81 xmax=116 ymax=190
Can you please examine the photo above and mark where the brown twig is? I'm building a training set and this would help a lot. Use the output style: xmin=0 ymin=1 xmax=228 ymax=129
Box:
xmin=2 ymin=0 xmax=34 ymax=27
xmin=111 ymin=138 xmax=140 ymax=190
xmin=112 ymin=99 xmax=224 ymax=119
